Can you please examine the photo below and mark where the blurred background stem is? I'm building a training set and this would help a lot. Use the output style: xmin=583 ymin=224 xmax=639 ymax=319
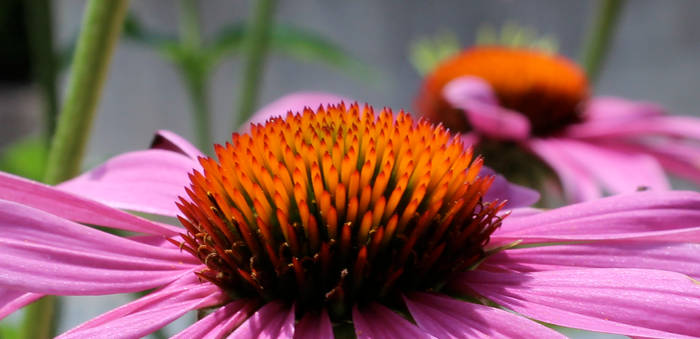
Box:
xmin=235 ymin=0 xmax=277 ymax=128
xmin=579 ymin=0 xmax=626 ymax=84
xmin=25 ymin=0 xmax=57 ymax=146
xmin=178 ymin=0 xmax=211 ymax=150
xmin=43 ymin=0 xmax=129 ymax=185
xmin=22 ymin=1 xmax=130 ymax=338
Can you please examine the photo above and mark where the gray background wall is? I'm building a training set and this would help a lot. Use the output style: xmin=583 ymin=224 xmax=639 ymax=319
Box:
xmin=41 ymin=0 xmax=700 ymax=166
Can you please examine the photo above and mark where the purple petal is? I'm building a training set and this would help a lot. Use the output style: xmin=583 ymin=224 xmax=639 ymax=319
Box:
xmin=621 ymin=116 xmax=700 ymax=139
xmin=172 ymin=300 xmax=254 ymax=339
xmin=460 ymin=132 xmax=479 ymax=148
xmin=59 ymin=273 xmax=225 ymax=339
xmin=0 ymin=290 xmax=42 ymax=320
xmin=0 ymin=199 xmax=196 ymax=295
xmin=507 ymin=207 xmax=542 ymax=218
xmin=229 ymin=302 xmax=295 ymax=339
xmin=534 ymin=139 xmax=669 ymax=194
xmin=493 ymin=190 xmax=700 ymax=244
xmin=480 ymin=166 xmax=540 ymax=209
xmin=150 ymin=130 xmax=204 ymax=160
xmin=353 ymin=303 xmax=434 ymax=339
xmin=571 ymin=97 xmax=700 ymax=139
xmin=604 ymin=139 xmax=700 ymax=186
xmin=404 ymin=292 xmax=565 ymax=338
xmin=454 ymin=268 xmax=700 ymax=338
xmin=58 ymin=149 xmax=197 ymax=217
xmin=581 ymin=96 xmax=664 ymax=122
xmin=484 ymin=242 xmax=700 ymax=278
xmin=243 ymin=92 xmax=350 ymax=131
xmin=443 ymin=76 xmax=531 ymax=141
xmin=0 ymin=171 xmax=181 ymax=236
xmin=294 ymin=310 xmax=333 ymax=339
xmin=527 ymin=139 xmax=602 ymax=202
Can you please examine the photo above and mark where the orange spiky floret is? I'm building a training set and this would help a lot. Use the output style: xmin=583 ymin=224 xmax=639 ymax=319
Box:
xmin=416 ymin=46 xmax=590 ymax=136
xmin=175 ymin=103 xmax=504 ymax=318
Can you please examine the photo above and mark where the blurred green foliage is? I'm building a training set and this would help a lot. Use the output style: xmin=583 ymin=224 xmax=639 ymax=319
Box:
xmin=476 ymin=22 xmax=558 ymax=53
xmin=409 ymin=23 xmax=559 ymax=76
xmin=409 ymin=30 xmax=460 ymax=76
xmin=123 ymin=13 xmax=374 ymax=82
xmin=0 ymin=137 xmax=48 ymax=181
xmin=0 ymin=324 xmax=20 ymax=339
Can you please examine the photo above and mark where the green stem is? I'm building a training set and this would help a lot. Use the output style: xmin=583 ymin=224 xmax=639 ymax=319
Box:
xmin=234 ymin=0 xmax=278 ymax=129
xmin=25 ymin=0 xmax=57 ymax=145
xmin=43 ymin=0 xmax=130 ymax=185
xmin=179 ymin=0 xmax=201 ymax=49
xmin=22 ymin=0 xmax=129 ymax=339
xmin=24 ymin=2 xmax=129 ymax=337
xmin=177 ymin=0 xmax=211 ymax=150
xmin=183 ymin=69 xmax=211 ymax=152
xmin=579 ymin=0 xmax=626 ymax=84
xmin=20 ymin=297 xmax=58 ymax=339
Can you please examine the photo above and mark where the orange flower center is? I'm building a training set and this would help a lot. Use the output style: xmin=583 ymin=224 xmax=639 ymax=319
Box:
xmin=417 ymin=46 xmax=589 ymax=136
xmin=175 ymin=103 xmax=504 ymax=319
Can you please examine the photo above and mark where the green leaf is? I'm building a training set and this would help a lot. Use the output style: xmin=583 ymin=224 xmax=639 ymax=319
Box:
xmin=0 ymin=136 xmax=48 ymax=181
xmin=122 ymin=12 xmax=176 ymax=46
xmin=207 ymin=23 xmax=246 ymax=64
xmin=121 ymin=12 xmax=184 ymax=63
xmin=269 ymin=25 xmax=377 ymax=83
xmin=208 ymin=23 xmax=377 ymax=83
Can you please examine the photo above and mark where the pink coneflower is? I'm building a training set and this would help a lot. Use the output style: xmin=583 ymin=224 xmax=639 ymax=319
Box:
xmin=416 ymin=46 xmax=700 ymax=202
xmin=1 ymin=103 xmax=700 ymax=338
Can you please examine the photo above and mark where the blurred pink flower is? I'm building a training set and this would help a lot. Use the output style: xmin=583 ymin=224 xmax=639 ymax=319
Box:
xmin=416 ymin=46 xmax=700 ymax=202
xmin=0 ymin=97 xmax=699 ymax=338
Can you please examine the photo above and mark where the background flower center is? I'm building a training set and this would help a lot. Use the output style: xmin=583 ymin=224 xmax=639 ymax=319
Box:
xmin=417 ymin=46 xmax=590 ymax=136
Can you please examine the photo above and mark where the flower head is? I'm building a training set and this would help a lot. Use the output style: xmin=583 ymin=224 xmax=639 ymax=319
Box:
xmin=1 ymin=96 xmax=700 ymax=338
xmin=417 ymin=46 xmax=589 ymax=136
xmin=416 ymin=46 xmax=700 ymax=202
xmin=177 ymin=103 xmax=503 ymax=318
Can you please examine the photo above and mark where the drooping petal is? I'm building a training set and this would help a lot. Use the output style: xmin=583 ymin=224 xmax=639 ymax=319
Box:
xmin=58 ymin=149 xmax=197 ymax=217
xmin=527 ymin=138 xmax=601 ymax=202
xmin=404 ymin=292 xmax=565 ymax=339
xmin=571 ymin=98 xmax=700 ymax=139
xmin=243 ymin=92 xmax=350 ymax=132
xmin=294 ymin=311 xmax=333 ymax=339
xmin=150 ymin=129 xmax=205 ymax=160
xmin=455 ymin=268 xmax=700 ymax=338
xmin=603 ymin=139 xmax=700 ymax=186
xmin=480 ymin=166 xmax=540 ymax=209
xmin=58 ymin=272 xmax=226 ymax=339
xmin=0 ymin=290 xmax=42 ymax=320
xmin=618 ymin=116 xmax=700 ymax=139
xmin=172 ymin=300 xmax=254 ymax=339
xmin=484 ymin=242 xmax=700 ymax=278
xmin=580 ymin=96 xmax=664 ymax=122
xmin=534 ymin=139 xmax=669 ymax=194
xmin=353 ymin=303 xmax=434 ymax=339
xmin=0 ymin=171 xmax=181 ymax=236
xmin=493 ymin=190 xmax=700 ymax=244
xmin=229 ymin=302 xmax=295 ymax=339
xmin=0 ymin=200 xmax=195 ymax=295
xmin=443 ymin=76 xmax=531 ymax=141
xmin=460 ymin=131 xmax=479 ymax=148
